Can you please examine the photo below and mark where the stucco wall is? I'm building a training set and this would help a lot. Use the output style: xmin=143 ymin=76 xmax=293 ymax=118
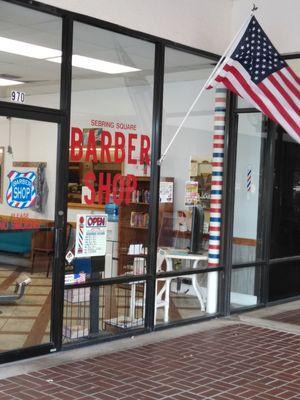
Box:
xmin=230 ymin=0 xmax=300 ymax=54
xmin=38 ymin=0 xmax=232 ymax=55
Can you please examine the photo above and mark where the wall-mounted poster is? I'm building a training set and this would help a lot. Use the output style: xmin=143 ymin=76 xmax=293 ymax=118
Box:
xmin=184 ymin=181 xmax=199 ymax=206
xmin=159 ymin=181 xmax=173 ymax=203
xmin=75 ymin=213 xmax=108 ymax=258
xmin=6 ymin=170 xmax=36 ymax=209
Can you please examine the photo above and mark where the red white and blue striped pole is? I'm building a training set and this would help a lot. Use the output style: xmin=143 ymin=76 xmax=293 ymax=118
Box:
xmin=206 ymin=87 xmax=226 ymax=314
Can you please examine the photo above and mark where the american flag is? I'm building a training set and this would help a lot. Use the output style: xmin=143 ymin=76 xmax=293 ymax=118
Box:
xmin=207 ymin=16 xmax=300 ymax=143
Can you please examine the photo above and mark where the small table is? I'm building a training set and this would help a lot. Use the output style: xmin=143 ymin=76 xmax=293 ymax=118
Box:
xmin=157 ymin=249 xmax=208 ymax=322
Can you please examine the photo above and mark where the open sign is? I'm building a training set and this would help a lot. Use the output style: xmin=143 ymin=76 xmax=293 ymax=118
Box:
xmin=86 ymin=215 xmax=107 ymax=227
xmin=75 ymin=213 xmax=108 ymax=258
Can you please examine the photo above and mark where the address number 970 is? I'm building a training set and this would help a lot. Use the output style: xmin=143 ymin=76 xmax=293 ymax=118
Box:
xmin=11 ymin=91 xmax=25 ymax=103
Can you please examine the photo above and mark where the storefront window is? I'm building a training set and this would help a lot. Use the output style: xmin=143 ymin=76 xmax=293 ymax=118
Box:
xmin=0 ymin=1 xmax=62 ymax=108
xmin=269 ymin=129 xmax=300 ymax=301
xmin=230 ymin=113 xmax=266 ymax=309
xmin=271 ymin=130 xmax=300 ymax=259
xmin=232 ymin=113 xmax=266 ymax=264
xmin=269 ymin=260 xmax=300 ymax=301
xmin=231 ymin=266 xmax=261 ymax=309
xmin=64 ymin=22 xmax=155 ymax=341
xmin=156 ymin=47 xmax=218 ymax=324
xmin=0 ymin=117 xmax=58 ymax=352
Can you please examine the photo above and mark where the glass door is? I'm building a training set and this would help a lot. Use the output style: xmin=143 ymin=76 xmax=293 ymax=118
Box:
xmin=0 ymin=116 xmax=58 ymax=354
xmin=230 ymin=112 xmax=267 ymax=310
xmin=269 ymin=128 xmax=300 ymax=301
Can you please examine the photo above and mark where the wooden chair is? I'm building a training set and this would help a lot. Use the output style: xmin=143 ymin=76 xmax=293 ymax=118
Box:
xmin=31 ymin=223 xmax=72 ymax=277
xmin=31 ymin=226 xmax=54 ymax=276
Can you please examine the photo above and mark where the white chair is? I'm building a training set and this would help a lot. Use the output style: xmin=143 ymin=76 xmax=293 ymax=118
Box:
xmin=154 ymin=250 xmax=172 ymax=324
xmin=128 ymin=252 xmax=171 ymax=324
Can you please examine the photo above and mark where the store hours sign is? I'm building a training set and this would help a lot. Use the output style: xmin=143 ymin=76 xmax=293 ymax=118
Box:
xmin=6 ymin=171 xmax=37 ymax=208
xmin=75 ymin=214 xmax=108 ymax=258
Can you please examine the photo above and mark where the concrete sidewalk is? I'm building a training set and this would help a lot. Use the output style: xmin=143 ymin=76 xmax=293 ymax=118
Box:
xmin=1 ymin=309 xmax=300 ymax=399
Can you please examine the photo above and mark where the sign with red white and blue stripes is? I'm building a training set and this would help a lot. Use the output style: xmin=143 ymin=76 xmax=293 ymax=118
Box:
xmin=6 ymin=170 xmax=36 ymax=209
xmin=247 ymin=166 xmax=252 ymax=192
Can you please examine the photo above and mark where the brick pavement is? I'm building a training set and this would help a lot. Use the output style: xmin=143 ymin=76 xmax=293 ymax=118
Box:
xmin=1 ymin=323 xmax=300 ymax=399
xmin=264 ymin=309 xmax=300 ymax=326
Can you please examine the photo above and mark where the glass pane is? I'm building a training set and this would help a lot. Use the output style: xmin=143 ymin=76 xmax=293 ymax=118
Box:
xmin=0 ymin=1 xmax=61 ymax=108
xmin=68 ymin=22 xmax=154 ymax=281
xmin=63 ymin=281 xmax=146 ymax=343
xmin=271 ymin=130 xmax=300 ymax=258
xmin=156 ymin=47 xmax=219 ymax=322
xmin=0 ymin=117 xmax=57 ymax=352
xmin=237 ymin=96 xmax=254 ymax=109
xmin=155 ymin=271 xmax=211 ymax=325
xmin=269 ymin=260 xmax=300 ymax=301
xmin=230 ymin=266 xmax=261 ymax=309
xmin=232 ymin=113 xmax=266 ymax=264
xmin=158 ymin=47 xmax=215 ymax=266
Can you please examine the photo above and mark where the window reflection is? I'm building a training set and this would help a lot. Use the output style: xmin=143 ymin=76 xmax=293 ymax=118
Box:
xmin=271 ymin=130 xmax=300 ymax=258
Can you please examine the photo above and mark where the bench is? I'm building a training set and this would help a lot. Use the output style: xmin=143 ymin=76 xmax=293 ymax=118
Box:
xmin=0 ymin=230 xmax=33 ymax=255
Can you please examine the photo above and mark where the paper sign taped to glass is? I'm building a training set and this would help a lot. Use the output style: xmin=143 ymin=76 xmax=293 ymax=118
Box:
xmin=75 ymin=213 xmax=108 ymax=258
xmin=159 ymin=181 xmax=173 ymax=203
xmin=184 ymin=181 xmax=199 ymax=206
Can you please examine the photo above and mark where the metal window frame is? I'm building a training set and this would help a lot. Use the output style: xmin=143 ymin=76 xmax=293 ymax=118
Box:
xmin=225 ymin=106 xmax=271 ymax=314
xmin=1 ymin=0 xmax=300 ymax=362
xmin=0 ymin=0 xmax=220 ymax=362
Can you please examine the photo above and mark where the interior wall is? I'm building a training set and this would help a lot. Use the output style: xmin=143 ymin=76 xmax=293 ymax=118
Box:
xmin=233 ymin=114 xmax=263 ymax=240
xmin=38 ymin=0 xmax=232 ymax=55
xmin=161 ymin=79 xmax=214 ymax=212
xmin=0 ymin=117 xmax=57 ymax=221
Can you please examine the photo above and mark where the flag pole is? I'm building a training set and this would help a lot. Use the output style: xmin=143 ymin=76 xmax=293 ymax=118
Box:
xmin=157 ymin=7 xmax=257 ymax=166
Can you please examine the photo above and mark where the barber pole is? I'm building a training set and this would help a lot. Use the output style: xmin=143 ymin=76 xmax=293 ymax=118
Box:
xmin=247 ymin=166 xmax=252 ymax=196
xmin=77 ymin=216 xmax=84 ymax=254
xmin=206 ymin=87 xmax=226 ymax=314
xmin=208 ymin=88 xmax=226 ymax=267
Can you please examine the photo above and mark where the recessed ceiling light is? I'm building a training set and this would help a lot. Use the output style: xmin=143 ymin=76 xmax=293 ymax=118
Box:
xmin=0 ymin=36 xmax=139 ymax=74
xmin=0 ymin=36 xmax=61 ymax=59
xmin=48 ymin=54 xmax=140 ymax=74
xmin=0 ymin=78 xmax=23 ymax=86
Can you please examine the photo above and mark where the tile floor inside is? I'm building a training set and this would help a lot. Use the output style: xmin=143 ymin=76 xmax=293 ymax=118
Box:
xmin=0 ymin=263 xmax=51 ymax=352
xmin=0 ymin=260 xmax=207 ymax=352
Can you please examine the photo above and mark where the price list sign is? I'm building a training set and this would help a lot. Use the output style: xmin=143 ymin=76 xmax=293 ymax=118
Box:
xmin=75 ymin=214 xmax=108 ymax=258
